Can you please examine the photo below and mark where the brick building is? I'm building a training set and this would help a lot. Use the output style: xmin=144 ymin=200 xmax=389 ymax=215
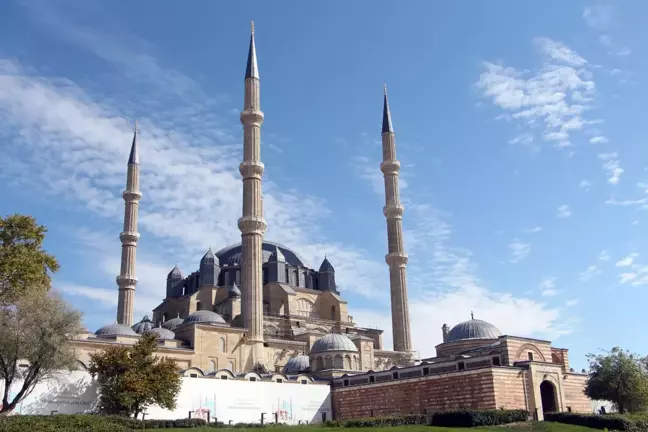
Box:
xmin=331 ymin=317 xmax=591 ymax=421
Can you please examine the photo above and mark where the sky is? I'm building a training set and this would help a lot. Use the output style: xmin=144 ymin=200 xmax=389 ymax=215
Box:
xmin=1 ymin=0 xmax=647 ymax=370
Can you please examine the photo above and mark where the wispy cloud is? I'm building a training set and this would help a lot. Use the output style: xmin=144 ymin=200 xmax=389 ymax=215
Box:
xmin=579 ymin=179 xmax=592 ymax=191
xmin=557 ymin=205 xmax=572 ymax=218
xmin=579 ymin=265 xmax=601 ymax=281
xmin=476 ymin=37 xmax=598 ymax=150
xmin=583 ymin=6 xmax=631 ymax=57
xmin=616 ymin=253 xmax=637 ymax=268
xmin=599 ymin=250 xmax=610 ymax=262
xmin=528 ymin=226 xmax=543 ymax=233
xmin=598 ymin=152 xmax=623 ymax=185
xmin=539 ymin=277 xmax=559 ymax=297
xmin=509 ymin=239 xmax=531 ymax=263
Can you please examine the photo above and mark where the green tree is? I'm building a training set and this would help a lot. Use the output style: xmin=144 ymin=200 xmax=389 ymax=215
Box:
xmin=0 ymin=214 xmax=59 ymax=304
xmin=89 ymin=333 xmax=181 ymax=418
xmin=0 ymin=293 xmax=83 ymax=415
xmin=585 ymin=347 xmax=648 ymax=413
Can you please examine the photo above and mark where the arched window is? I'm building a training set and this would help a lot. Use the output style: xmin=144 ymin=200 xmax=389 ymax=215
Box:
xmin=316 ymin=356 xmax=324 ymax=371
xmin=162 ymin=313 xmax=168 ymax=322
xmin=296 ymin=299 xmax=316 ymax=317
xmin=325 ymin=356 xmax=333 ymax=369
xmin=182 ymin=286 xmax=187 ymax=296
xmin=310 ymin=358 xmax=317 ymax=371
xmin=352 ymin=356 xmax=358 ymax=370
xmin=235 ymin=270 xmax=241 ymax=285
xmin=334 ymin=355 xmax=343 ymax=369
xmin=196 ymin=301 xmax=202 ymax=311
xmin=330 ymin=305 xmax=336 ymax=321
xmin=220 ymin=337 xmax=226 ymax=353
xmin=344 ymin=355 xmax=351 ymax=370
xmin=227 ymin=360 xmax=235 ymax=372
xmin=224 ymin=272 xmax=230 ymax=285
xmin=209 ymin=360 xmax=216 ymax=372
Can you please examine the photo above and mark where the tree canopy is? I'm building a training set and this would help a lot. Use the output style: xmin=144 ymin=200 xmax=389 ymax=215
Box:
xmin=89 ymin=333 xmax=181 ymax=418
xmin=0 ymin=214 xmax=59 ymax=304
xmin=585 ymin=347 xmax=648 ymax=413
xmin=0 ymin=292 xmax=84 ymax=414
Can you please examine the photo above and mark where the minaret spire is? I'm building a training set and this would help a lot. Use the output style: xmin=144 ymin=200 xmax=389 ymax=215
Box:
xmin=116 ymin=121 xmax=142 ymax=326
xmin=239 ymin=22 xmax=266 ymax=367
xmin=380 ymin=87 xmax=412 ymax=355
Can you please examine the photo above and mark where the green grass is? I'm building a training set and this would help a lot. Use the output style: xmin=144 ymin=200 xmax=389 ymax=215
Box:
xmin=158 ymin=423 xmax=600 ymax=432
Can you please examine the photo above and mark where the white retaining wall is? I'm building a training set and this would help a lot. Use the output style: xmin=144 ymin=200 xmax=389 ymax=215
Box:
xmin=0 ymin=370 xmax=332 ymax=424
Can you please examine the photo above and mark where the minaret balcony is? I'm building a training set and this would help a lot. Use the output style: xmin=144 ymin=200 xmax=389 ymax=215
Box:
xmin=380 ymin=160 xmax=401 ymax=174
xmin=119 ymin=231 xmax=140 ymax=244
xmin=122 ymin=190 xmax=143 ymax=201
xmin=385 ymin=252 xmax=408 ymax=267
xmin=239 ymin=161 xmax=265 ymax=179
xmin=383 ymin=205 xmax=404 ymax=219
xmin=116 ymin=275 xmax=138 ymax=287
xmin=240 ymin=109 xmax=264 ymax=126
xmin=238 ymin=216 xmax=267 ymax=235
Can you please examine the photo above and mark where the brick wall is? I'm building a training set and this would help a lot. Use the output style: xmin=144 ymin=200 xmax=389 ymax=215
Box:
xmin=562 ymin=374 xmax=591 ymax=413
xmin=332 ymin=369 xmax=499 ymax=420
xmin=492 ymin=367 xmax=528 ymax=410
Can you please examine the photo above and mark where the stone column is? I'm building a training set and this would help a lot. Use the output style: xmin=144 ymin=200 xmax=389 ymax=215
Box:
xmin=116 ymin=122 xmax=142 ymax=327
xmin=239 ymin=22 xmax=267 ymax=366
xmin=381 ymin=86 xmax=412 ymax=353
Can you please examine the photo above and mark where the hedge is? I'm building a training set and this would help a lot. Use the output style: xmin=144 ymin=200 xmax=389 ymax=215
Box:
xmin=430 ymin=409 xmax=530 ymax=427
xmin=545 ymin=412 xmax=648 ymax=432
xmin=0 ymin=414 xmax=218 ymax=431
xmin=325 ymin=414 xmax=428 ymax=427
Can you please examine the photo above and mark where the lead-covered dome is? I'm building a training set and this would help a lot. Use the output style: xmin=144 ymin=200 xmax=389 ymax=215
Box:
xmin=447 ymin=318 xmax=501 ymax=343
xmin=183 ymin=310 xmax=226 ymax=325
xmin=132 ymin=315 xmax=154 ymax=334
xmin=216 ymin=241 xmax=306 ymax=268
xmin=162 ymin=314 xmax=184 ymax=330
xmin=95 ymin=323 xmax=137 ymax=337
xmin=148 ymin=326 xmax=176 ymax=340
xmin=283 ymin=355 xmax=310 ymax=374
xmin=310 ymin=333 xmax=358 ymax=354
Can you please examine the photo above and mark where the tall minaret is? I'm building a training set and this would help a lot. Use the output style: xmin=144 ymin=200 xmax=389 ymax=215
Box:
xmin=380 ymin=85 xmax=412 ymax=353
xmin=116 ymin=121 xmax=142 ymax=327
xmin=238 ymin=22 xmax=266 ymax=365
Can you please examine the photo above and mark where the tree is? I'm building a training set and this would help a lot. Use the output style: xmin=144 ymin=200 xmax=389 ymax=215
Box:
xmin=252 ymin=362 xmax=269 ymax=374
xmin=0 ymin=293 xmax=83 ymax=415
xmin=0 ymin=214 xmax=59 ymax=304
xmin=585 ymin=347 xmax=648 ymax=413
xmin=89 ymin=333 xmax=181 ymax=418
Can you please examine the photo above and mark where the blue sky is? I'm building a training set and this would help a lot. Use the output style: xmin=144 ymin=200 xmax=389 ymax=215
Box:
xmin=1 ymin=0 xmax=647 ymax=369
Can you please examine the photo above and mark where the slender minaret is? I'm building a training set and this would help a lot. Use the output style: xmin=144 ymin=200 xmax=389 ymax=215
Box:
xmin=116 ymin=121 xmax=142 ymax=327
xmin=380 ymin=85 xmax=412 ymax=353
xmin=238 ymin=22 xmax=266 ymax=365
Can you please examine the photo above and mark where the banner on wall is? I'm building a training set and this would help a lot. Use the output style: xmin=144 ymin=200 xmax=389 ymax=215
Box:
xmin=0 ymin=371 xmax=332 ymax=424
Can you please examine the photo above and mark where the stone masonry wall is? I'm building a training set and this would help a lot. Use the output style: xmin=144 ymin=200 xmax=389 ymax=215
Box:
xmin=563 ymin=374 xmax=591 ymax=413
xmin=332 ymin=369 xmax=499 ymax=420
xmin=492 ymin=367 xmax=529 ymax=410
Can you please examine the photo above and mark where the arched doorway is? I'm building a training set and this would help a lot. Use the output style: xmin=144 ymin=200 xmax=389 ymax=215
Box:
xmin=540 ymin=381 xmax=557 ymax=413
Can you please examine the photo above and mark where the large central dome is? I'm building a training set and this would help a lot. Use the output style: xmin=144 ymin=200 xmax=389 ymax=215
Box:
xmin=447 ymin=319 xmax=501 ymax=343
xmin=215 ymin=241 xmax=306 ymax=268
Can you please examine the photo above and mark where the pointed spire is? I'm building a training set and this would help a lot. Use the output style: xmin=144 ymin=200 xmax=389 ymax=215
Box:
xmin=128 ymin=120 xmax=140 ymax=165
xmin=245 ymin=21 xmax=259 ymax=80
xmin=471 ymin=311 xmax=474 ymax=320
xmin=382 ymin=84 xmax=393 ymax=134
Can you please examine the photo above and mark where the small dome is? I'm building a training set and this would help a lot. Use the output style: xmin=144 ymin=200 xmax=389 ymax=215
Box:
xmin=183 ymin=310 xmax=226 ymax=325
xmin=132 ymin=315 xmax=154 ymax=334
xmin=229 ymin=282 xmax=241 ymax=298
xmin=283 ymin=355 xmax=310 ymax=374
xmin=446 ymin=318 xmax=502 ymax=343
xmin=147 ymin=326 xmax=176 ymax=340
xmin=95 ymin=323 xmax=137 ymax=337
xmin=200 ymin=248 xmax=215 ymax=267
xmin=319 ymin=257 xmax=334 ymax=272
xmin=167 ymin=265 xmax=183 ymax=280
xmin=310 ymin=333 xmax=357 ymax=354
xmin=269 ymin=246 xmax=286 ymax=263
xmin=162 ymin=314 xmax=184 ymax=331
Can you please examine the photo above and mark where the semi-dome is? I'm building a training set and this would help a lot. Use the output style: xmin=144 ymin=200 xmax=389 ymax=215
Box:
xmin=283 ymin=355 xmax=310 ymax=374
xmin=162 ymin=314 xmax=184 ymax=331
xmin=95 ymin=323 xmax=137 ymax=337
xmin=216 ymin=241 xmax=306 ymax=268
xmin=183 ymin=310 xmax=226 ymax=325
xmin=148 ymin=325 xmax=176 ymax=340
xmin=167 ymin=265 xmax=183 ymax=280
xmin=310 ymin=333 xmax=358 ymax=354
xmin=132 ymin=315 xmax=154 ymax=334
xmin=446 ymin=318 xmax=501 ymax=343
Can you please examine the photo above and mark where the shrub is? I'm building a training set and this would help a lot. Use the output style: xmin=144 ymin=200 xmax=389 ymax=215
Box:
xmin=0 ymin=414 xmax=130 ymax=432
xmin=324 ymin=414 xmax=428 ymax=428
xmin=545 ymin=412 xmax=648 ymax=431
xmin=430 ymin=409 xmax=530 ymax=427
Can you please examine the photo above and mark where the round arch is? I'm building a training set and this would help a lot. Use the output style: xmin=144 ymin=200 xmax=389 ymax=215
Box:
xmin=514 ymin=343 xmax=546 ymax=362
xmin=540 ymin=380 xmax=558 ymax=413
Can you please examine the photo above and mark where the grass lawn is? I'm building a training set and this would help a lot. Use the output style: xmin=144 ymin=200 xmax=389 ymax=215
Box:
xmin=160 ymin=422 xmax=600 ymax=432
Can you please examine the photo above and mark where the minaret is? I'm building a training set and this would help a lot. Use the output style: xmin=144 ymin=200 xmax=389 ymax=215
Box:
xmin=238 ymin=22 xmax=266 ymax=365
xmin=380 ymin=85 xmax=412 ymax=353
xmin=116 ymin=121 xmax=142 ymax=327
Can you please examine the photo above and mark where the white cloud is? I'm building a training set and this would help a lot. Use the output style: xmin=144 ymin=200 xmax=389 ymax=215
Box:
xmin=566 ymin=299 xmax=580 ymax=307
xmin=579 ymin=179 xmax=592 ymax=191
xmin=616 ymin=253 xmax=637 ymax=268
xmin=476 ymin=38 xmax=598 ymax=151
xmin=579 ymin=265 xmax=601 ymax=281
xmin=528 ymin=226 xmax=543 ymax=233
xmin=598 ymin=152 xmax=623 ymax=185
xmin=509 ymin=239 xmax=531 ymax=263
xmin=583 ymin=6 xmax=613 ymax=31
xmin=589 ymin=136 xmax=608 ymax=144
xmin=598 ymin=250 xmax=610 ymax=262
xmin=557 ymin=205 xmax=572 ymax=218
xmin=539 ymin=277 xmax=559 ymax=297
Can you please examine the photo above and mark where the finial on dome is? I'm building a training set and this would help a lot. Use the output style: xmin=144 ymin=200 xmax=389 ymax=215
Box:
xmin=383 ymin=83 xmax=387 ymax=95
xmin=251 ymin=20 xmax=255 ymax=34
xmin=471 ymin=311 xmax=474 ymax=320
xmin=128 ymin=119 xmax=140 ymax=165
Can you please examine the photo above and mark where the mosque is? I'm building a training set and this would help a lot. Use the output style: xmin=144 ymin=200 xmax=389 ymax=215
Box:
xmin=69 ymin=24 xmax=592 ymax=419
